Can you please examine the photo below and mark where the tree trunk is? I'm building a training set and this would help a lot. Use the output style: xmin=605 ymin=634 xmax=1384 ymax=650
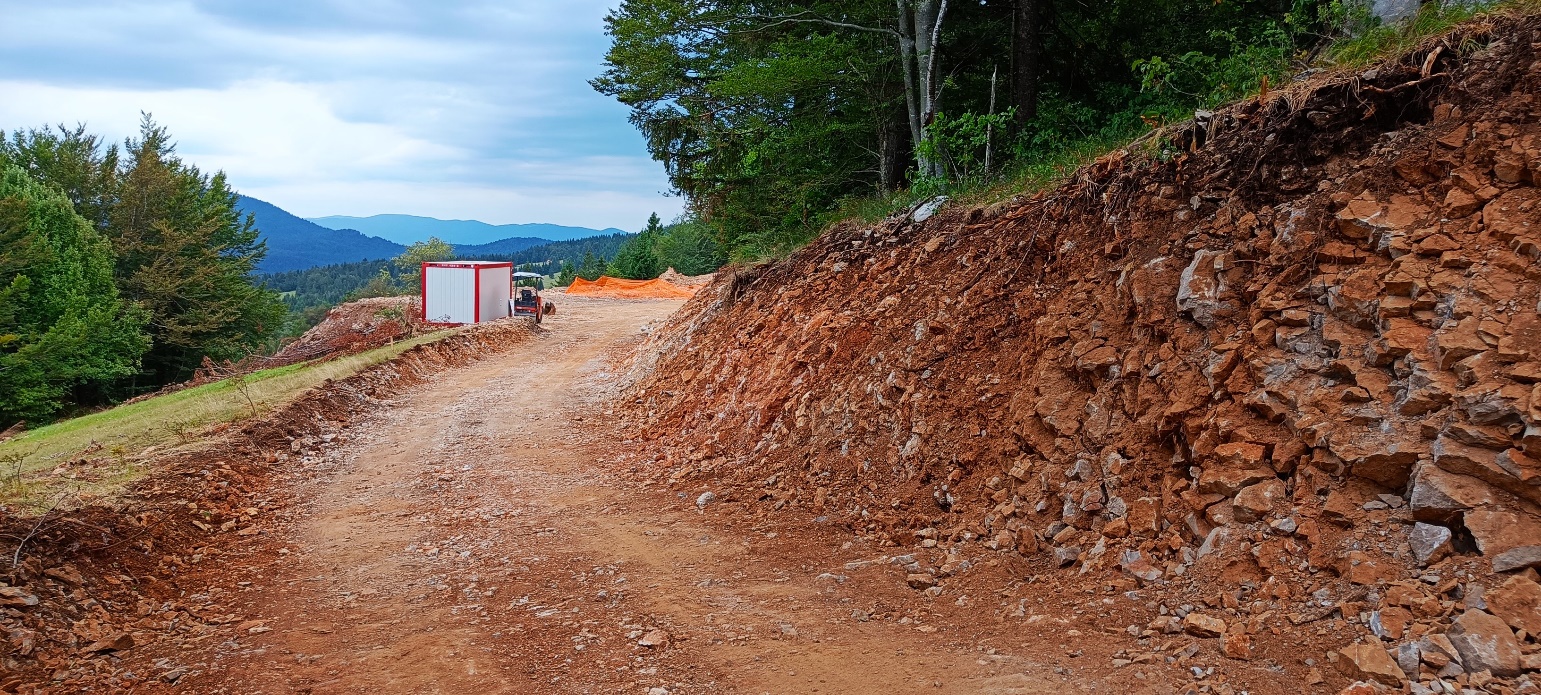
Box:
xmin=911 ymin=0 xmax=948 ymax=178
xmin=1012 ymin=0 xmax=1042 ymax=127
xmin=985 ymin=64 xmax=997 ymax=173
xmin=878 ymin=115 xmax=905 ymax=192
xmin=897 ymin=0 xmax=922 ymax=153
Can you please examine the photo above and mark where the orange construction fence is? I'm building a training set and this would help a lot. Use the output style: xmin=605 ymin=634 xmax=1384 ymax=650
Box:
xmin=565 ymin=275 xmax=698 ymax=300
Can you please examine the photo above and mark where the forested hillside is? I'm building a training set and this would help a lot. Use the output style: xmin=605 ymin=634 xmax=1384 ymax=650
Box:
xmin=594 ymin=0 xmax=1442 ymax=259
xmin=0 ymin=119 xmax=285 ymax=426
xmin=235 ymin=196 xmax=404 ymax=272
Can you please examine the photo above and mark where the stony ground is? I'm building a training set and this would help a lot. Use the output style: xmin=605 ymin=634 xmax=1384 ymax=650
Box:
xmin=36 ymin=296 xmax=1272 ymax=695
xmin=7 ymin=14 xmax=1541 ymax=695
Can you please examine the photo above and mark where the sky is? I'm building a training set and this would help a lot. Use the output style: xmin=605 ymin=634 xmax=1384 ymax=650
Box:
xmin=0 ymin=0 xmax=682 ymax=230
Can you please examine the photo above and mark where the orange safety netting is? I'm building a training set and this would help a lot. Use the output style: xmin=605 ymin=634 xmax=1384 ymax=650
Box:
xmin=564 ymin=275 xmax=698 ymax=300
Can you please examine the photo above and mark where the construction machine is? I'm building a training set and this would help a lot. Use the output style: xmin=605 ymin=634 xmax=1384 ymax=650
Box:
xmin=511 ymin=272 xmax=555 ymax=324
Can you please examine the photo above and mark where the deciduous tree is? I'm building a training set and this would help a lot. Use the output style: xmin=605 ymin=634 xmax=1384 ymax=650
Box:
xmin=0 ymin=164 xmax=149 ymax=426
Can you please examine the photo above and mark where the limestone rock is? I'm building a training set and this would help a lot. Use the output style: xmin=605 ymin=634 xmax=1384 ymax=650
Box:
xmin=1493 ymin=546 xmax=1541 ymax=573
xmin=1485 ymin=575 xmax=1541 ymax=636
xmin=1446 ymin=609 xmax=1522 ymax=677
xmin=1182 ymin=613 xmax=1226 ymax=638
xmin=1232 ymin=479 xmax=1285 ymax=522
xmin=0 ymin=586 xmax=39 ymax=608
xmin=1408 ymin=463 xmax=1495 ymax=523
xmin=1221 ymin=630 xmax=1252 ymax=660
xmin=1335 ymin=642 xmax=1408 ymax=687
xmin=1176 ymin=250 xmax=1234 ymax=328
xmin=84 ymin=632 xmax=135 ymax=654
xmin=1464 ymin=508 xmax=1541 ymax=561
xmin=1053 ymin=546 xmax=1082 ymax=568
xmin=1408 ymin=522 xmax=1453 ymax=566
xmin=637 ymin=629 xmax=672 ymax=648
xmin=906 ymin=573 xmax=938 ymax=590
xmin=1197 ymin=466 xmax=1274 ymax=496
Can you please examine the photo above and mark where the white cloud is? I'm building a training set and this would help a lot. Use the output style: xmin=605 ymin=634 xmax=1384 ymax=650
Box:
xmin=246 ymin=179 xmax=682 ymax=230
xmin=0 ymin=1 xmax=674 ymax=230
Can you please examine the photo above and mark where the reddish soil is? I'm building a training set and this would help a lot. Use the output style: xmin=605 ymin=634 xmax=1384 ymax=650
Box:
xmin=270 ymin=297 xmax=424 ymax=366
xmin=9 ymin=298 xmax=1224 ymax=694
xmin=616 ymin=13 xmax=1541 ymax=695
xmin=5 ymin=13 xmax=1541 ymax=695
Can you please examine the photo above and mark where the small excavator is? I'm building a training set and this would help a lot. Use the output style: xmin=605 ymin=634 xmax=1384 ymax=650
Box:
xmin=511 ymin=272 xmax=555 ymax=324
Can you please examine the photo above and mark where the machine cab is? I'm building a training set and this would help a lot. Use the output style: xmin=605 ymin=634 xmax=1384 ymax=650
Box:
xmin=511 ymin=272 xmax=545 ymax=324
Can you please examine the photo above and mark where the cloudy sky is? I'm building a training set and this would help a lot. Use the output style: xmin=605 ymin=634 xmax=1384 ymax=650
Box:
xmin=0 ymin=0 xmax=681 ymax=230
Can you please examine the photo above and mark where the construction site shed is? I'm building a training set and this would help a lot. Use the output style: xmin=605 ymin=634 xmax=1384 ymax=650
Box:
xmin=421 ymin=261 xmax=512 ymax=325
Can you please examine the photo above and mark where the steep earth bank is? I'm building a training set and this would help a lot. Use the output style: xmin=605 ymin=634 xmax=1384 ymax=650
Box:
xmin=619 ymin=14 xmax=1541 ymax=693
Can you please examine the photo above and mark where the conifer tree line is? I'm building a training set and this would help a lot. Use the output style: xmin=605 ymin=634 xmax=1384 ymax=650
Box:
xmin=0 ymin=116 xmax=285 ymax=427
xmin=594 ymin=0 xmax=1373 ymax=259
xmin=546 ymin=212 xmax=725 ymax=284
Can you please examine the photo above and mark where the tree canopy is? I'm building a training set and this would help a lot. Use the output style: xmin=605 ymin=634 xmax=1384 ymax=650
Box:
xmin=0 ymin=117 xmax=287 ymax=424
xmin=596 ymin=0 xmax=1332 ymax=259
xmin=0 ymin=164 xmax=149 ymax=425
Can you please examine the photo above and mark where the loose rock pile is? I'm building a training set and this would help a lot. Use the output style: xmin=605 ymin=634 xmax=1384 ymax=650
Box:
xmin=619 ymin=14 xmax=1541 ymax=694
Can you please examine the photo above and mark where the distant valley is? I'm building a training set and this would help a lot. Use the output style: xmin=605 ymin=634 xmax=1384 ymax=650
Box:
xmin=238 ymin=196 xmax=626 ymax=272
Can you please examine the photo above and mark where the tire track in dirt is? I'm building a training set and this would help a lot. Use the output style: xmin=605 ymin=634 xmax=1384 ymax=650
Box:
xmin=144 ymin=297 xmax=1163 ymax=695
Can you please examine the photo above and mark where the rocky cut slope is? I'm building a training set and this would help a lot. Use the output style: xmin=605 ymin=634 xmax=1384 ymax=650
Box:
xmin=618 ymin=11 xmax=1541 ymax=686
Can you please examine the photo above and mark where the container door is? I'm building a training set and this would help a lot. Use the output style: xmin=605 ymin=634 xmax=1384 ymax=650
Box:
xmin=424 ymin=266 xmax=475 ymax=324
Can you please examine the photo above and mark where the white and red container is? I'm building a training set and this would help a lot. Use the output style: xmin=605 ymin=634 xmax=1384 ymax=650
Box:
xmin=420 ymin=261 xmax=512 ymax=325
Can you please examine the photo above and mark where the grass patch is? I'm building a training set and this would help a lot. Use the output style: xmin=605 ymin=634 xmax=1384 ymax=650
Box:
xmin=1326 ymin=0 xmax=1522 ymax=67
xmin=0 ymin=331 xmax=449 ymax=508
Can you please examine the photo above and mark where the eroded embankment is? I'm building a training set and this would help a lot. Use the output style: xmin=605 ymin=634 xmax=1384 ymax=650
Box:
xmin=0 ymin=320 xmax=533 ymax=690
xmin=620 ymin=13 xmax=1541 ymax=690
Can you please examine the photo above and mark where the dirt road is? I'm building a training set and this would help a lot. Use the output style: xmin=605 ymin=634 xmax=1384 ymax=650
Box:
xmin=129 ymin=296 xmax=1179 ymax=695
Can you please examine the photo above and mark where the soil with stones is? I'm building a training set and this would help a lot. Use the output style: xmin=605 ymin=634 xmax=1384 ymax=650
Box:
xmin=11 ymin=297 xmax=1209 ymax=694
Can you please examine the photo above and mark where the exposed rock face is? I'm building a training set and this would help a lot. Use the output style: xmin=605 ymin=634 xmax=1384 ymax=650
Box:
xmin=621 ymin=11 xmax=1541 ymax=657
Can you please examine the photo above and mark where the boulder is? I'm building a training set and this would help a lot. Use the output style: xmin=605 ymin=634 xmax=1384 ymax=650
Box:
xmin=1407 ymin=522 xmax=1453 ymax=566
xmin=1446 ymin=609 xmax=1522 ymax=677
xmin=1493 ymin=546 xmax=1541 ymax=573
xmin=1408 ymin=463 xmax=1495 ymax=523
xmin=1335 ymin=642 xmax=1408 ymax=687
xmin=1232 ymin=479 xmax=1285 ymax=522
xmin=1197 ymin=466 xmax=1275 ymax=496
xmin=1464 ymin=508 xmax=1541 ymax=561
xmin=1182 ymin=613 xmax=1227 ymax=638
xmin=1485 ymin=575 xmax=1541 ymax=637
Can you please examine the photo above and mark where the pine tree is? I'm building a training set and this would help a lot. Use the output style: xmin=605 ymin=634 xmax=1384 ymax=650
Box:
xmin=577 ymin=250 xmax=607 ymax=281
xmin=556 ymin=260 xmax=577 ymax=286
xmin=107 ymin=115 xmax=285 ymax=385
xmin=608 ymin=212 xmax=664 ymax=280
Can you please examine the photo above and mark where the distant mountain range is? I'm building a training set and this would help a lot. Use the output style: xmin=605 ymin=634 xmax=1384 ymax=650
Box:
xmin=238 ymin=197 xmax=625 ymax=273
xmin=237 ymin=196 xmax=404 ymax=273
xmin=306 ymin=213 xmax=626 ymax=246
